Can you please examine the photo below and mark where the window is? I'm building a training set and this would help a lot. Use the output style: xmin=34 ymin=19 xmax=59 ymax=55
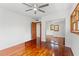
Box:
xmin=71 ymin=3 xmax=79 ymax=34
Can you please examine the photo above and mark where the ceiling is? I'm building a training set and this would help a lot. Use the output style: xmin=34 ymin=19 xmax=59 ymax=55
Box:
xmin=0 ymin=3 xmax=72 ymax=19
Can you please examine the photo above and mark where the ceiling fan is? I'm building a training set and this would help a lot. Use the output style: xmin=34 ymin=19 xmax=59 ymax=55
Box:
xmin=22 ymin=3 xmax=49 ymax=14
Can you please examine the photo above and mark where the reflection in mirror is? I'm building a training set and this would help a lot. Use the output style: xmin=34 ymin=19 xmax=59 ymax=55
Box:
xmin=78 ymin=21 xmax=79 ymax=31
xmin=78 ymin=11 xmax=79 ymax=31
xmin=72 ymin=16 xmax=76 ymax=23
xmin=73 ymin=22 xmax=76 ymax=32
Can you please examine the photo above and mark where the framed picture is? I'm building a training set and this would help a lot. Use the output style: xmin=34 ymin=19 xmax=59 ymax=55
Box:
xmin=50 ymin=24 xmax=54 ymax=30
xmin=54 ymin=25 xmax=59 ymax=31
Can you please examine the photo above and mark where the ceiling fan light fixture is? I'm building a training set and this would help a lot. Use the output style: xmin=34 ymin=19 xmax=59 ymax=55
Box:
xmin=33 ymin=8 xmax=37 ymax=11
xmin=23 ymin=3 xmax=49 ymax=14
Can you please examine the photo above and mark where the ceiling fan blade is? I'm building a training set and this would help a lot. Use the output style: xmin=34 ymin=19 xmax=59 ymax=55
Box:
xmin=39 ymin=4 xmax=49 ymax=8
xmin=34 ymin=11 xmax=36 ymax=14
xmin=22 ymin=3 xmax=32 ymax=7
xmin=25 ymin=9 xmax=33 ymax=11
xmin=38 ymin=9 xmax=45 ymax=13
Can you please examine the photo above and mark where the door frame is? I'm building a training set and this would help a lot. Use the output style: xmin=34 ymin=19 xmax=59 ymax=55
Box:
xmin=31 ymin=22 xmax=41 ymax=42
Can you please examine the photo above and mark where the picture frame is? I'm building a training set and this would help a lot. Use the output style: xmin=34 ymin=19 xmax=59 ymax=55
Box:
xmin=50 ymin=24 xmax=54 ymax=30
xmin=54 ymin=25 xmax=59 ymax=31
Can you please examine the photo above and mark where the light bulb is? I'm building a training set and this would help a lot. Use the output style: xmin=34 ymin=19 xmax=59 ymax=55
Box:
xmin=34 ymin=8 xmax=37 ymax=11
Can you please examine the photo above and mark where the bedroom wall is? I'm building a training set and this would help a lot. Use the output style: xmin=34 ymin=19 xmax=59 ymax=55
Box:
xmin=46 ymin=20 xmax=65 ymax=37
xmin=0 ymin=8 xmax=32 ymax=50
xmin=65 ymin=3 xmax=79 ymax=55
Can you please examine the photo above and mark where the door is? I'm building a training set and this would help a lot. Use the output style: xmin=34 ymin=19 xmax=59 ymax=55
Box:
xmin=31 ymin=22 xmax=36 ymax=40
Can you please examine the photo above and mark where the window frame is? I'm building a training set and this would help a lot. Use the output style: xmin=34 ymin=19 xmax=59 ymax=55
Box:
xmin=70 ymin=3 xmax=79 ymax=34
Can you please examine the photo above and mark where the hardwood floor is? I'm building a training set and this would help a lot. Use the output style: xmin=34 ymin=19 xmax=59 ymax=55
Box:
xmin=0 ymin=40 xmax=73 ymax=56
xmin=64 ymin=47 xmax=74 ymax=56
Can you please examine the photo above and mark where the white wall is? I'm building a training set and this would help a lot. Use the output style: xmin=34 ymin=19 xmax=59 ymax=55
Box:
xmin=65 ymin=3 xmax=79 ymax=55
xmin=46 ymin=20 xmax=65 ymax=37
xmin=0 ymin=8 xmax=32 ymax=50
